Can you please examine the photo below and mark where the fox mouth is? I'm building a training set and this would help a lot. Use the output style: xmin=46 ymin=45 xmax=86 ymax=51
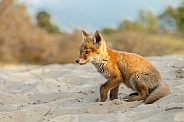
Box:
xmin=79 ymin=59 xmax=91 ymax=65
xmin=79 ymin=61 xmax=90 ymax=65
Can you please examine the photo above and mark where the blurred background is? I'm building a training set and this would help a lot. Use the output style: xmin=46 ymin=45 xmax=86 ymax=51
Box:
xmin=0 ymin=0 xmax=184 ymax=64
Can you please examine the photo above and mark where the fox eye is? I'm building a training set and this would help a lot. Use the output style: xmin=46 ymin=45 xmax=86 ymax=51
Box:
xmin=85 ymin=50 xmax=90 ymax=54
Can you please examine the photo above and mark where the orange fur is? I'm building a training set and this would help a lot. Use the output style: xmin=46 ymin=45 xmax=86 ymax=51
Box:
xmin=76 ymin=30 xmax=170 ymax=104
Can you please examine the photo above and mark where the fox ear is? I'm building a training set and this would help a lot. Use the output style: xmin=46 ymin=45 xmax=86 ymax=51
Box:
xmin=93 ymin=30 xmax=103 ymax=45
xmin=81 ymin=30 xmax=90 ymax=41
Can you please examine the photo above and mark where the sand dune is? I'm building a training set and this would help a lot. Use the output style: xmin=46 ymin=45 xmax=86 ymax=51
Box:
xmin=0 ymin=55 xmax=184 ymax=122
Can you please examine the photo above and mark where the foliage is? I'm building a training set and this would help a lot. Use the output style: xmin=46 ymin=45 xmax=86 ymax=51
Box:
xmin=137 ymin=10 xmax=158 ymax=32
xmin=0 ymin=0 xmax=80 ymax=64
xmin=37 ymin=11 xmax=60 ymax=33
xmin=160 ymin=2 xmax=184 ymax=32
xmin=102 ymin=28 xmax=117 ymax=34
xmin=102 ymin=31 xmax=184 ymax=56
xmin=118 ymin=19 xmax=138 ymax=31
xmin=118 ymin=10 xmax=158 ymax=32
xmin=0 ymin=0 xmax=184 ymax=65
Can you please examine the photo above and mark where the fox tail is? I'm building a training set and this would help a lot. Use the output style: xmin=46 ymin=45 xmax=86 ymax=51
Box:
xmin=145 ymin=82 xmax=170 ymax=104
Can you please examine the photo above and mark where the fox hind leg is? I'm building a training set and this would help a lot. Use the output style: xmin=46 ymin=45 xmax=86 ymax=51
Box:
xmin=123 ymin=74 xmax=149 ymax=102
xmin=123 ymin=84 xmax=148 ymax=102
xmin=123 ymin=92 xmax=139 ymax=100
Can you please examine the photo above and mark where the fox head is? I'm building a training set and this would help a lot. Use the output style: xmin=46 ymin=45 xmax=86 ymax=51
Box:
xmin=76 ymin=30 xmax=108 ymax=65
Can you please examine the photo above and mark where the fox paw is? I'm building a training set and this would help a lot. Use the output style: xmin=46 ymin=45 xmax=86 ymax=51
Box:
xmin=123 ymin=97 xmax=134 ymax=102
xmin=123 ymin=92 xmax=139 ymax=102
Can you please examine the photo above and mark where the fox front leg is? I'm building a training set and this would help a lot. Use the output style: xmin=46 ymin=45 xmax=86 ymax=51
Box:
xmin=100 ymin=78 xmax=122 ymax=102
xmin=110 ymin=85 xmax=119 ymax=100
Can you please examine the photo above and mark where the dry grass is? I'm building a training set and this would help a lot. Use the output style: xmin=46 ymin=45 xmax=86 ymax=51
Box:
xmin=103 ymin=31 xmax=184 ymax=56
xmin=0 ymin=0 xmax=81 ymax=64
xmin=0 ymin=0 xmax=184 ymax=65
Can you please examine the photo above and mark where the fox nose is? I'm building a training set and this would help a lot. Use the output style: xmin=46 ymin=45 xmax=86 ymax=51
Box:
xmin=76 ymin=59 xmax=79 ymax=63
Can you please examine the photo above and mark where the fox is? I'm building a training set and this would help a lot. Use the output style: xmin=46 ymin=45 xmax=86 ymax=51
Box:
xmin=76 ymin=30 xmax=170 ymax=104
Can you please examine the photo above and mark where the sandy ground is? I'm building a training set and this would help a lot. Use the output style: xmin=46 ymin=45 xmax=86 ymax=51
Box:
xmin=0 ymin=55 xmax=184 ymax=122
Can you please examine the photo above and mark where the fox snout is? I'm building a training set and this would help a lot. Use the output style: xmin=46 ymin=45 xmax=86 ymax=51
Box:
xmin=76 ymin=59 xmax=80 ymax=63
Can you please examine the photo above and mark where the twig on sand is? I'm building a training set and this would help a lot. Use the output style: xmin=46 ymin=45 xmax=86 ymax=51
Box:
xmin=165 ymin=107 xmax=183 ymax=111
xmin=26 ymin=64 xmax=43 ymax=80
xmin=29 ymin=72 xmax=43 ymax=80
xmin=78 ymin=91 xmax=88 ymax=95
xmin=44 ymin=108 xmax=51 ymax=116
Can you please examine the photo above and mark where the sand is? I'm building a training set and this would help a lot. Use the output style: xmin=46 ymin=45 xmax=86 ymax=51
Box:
xmin=0 ymin=55 xmax=184 ymax=122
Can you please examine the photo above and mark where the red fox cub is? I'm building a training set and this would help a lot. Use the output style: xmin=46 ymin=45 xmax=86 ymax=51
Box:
xmin=76 ymin=30 xmax=170 ymax=104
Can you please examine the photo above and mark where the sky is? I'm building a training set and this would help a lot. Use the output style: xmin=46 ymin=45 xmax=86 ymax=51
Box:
xmin=18 ymin=0 xmax=181 ymax=32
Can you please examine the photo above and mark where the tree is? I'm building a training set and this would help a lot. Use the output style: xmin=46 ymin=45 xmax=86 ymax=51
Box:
xmin=102 ymin=27 xmax=116 ymax=34
xmin=160 ymin=2 xmax=184 ymax=32
xmin=118 ymin=10 xmax=158 ymax=32
xmin=137 ymin=9 xmax=158 ymax=32
xmin=37 ymin=11 xmax=60 ymax=33
xmin=118 ymin=19 xmax=138 ymax=31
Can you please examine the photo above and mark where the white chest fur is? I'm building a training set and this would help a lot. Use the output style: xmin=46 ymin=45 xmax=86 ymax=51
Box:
xmin=93 ymin=62 xmax=111 ymax=79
